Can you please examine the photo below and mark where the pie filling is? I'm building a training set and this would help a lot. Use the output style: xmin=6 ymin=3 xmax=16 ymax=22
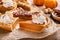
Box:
xmin=13 ymin=9 xmax=32 ymax=17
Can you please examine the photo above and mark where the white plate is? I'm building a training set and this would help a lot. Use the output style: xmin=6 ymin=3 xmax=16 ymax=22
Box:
xmin=0 ymin=21 xmax=58 ymax=40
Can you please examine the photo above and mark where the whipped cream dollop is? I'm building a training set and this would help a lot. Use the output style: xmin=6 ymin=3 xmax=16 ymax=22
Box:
xmin=32 ymin=12 xmax=46 ymax=24
xmin=0 ymin=14 xmax=13 ymax=24
xmin=2 ymin=0 xmax=14 ymax=8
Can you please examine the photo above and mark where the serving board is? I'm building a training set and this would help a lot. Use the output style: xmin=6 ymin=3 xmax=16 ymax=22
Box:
xmin=0 ymin=20 xmax=58 ymax=40
xmin=0 ymin=0 xmax=60 ymax=40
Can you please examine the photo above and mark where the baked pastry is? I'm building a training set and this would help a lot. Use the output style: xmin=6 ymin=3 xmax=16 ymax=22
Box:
xmin=0 ymin=0 xmax=17 ymax=13
xmin=19 ymin=12 xmax=50 ymax=33
xmin=5 ymin=8 xmax=32 ymax=20
xmin=0 ymin=13 xmax=19 ymax=31
xmin=13 ymin=8 xmax=32 ymax=20
xmin=17 ymin=1 xmax=31 ymax=11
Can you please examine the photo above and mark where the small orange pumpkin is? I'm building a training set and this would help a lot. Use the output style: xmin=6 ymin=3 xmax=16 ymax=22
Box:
xmin=44 ymin=0 xmax=58 ymax=8
xmin=33 ymin=0 xmax=44 ymax=6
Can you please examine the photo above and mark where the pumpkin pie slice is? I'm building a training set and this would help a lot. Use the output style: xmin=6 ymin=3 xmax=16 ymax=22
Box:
xmin=19 ymin=17 xmax=50 ymax=33
xmin=19 ymin=12 xmax=51 ymax=33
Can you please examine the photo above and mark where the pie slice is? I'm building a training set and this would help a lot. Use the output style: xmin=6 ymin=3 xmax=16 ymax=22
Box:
xmin=0 ymin=13 xmax=19 ymax=31
xmin=0 ymin=0 xmax=17 ymax=13
xmin=6 ymin=8 xmax=32 ymax=20
xmin=19 ymin=17 xmax=50 ymax=33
